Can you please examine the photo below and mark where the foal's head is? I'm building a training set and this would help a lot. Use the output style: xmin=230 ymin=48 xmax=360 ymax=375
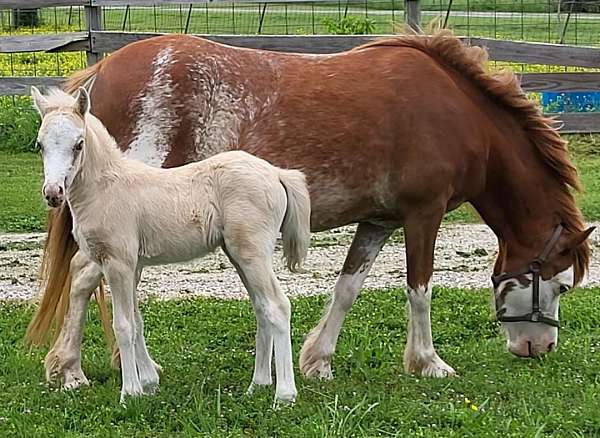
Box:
xmin=493 ymin=227 xmax=593 ymax=358
xmin=31 ymin=86 xmax=90 ymax=208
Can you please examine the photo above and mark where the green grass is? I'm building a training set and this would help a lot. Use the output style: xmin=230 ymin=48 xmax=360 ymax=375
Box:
xmin=1 ymin=287 xmax=600 ymax=436
xmin=0 ymin=152 xmax=45 ymax=233
xmin=1 ymin=134 xmax=599 ymax=232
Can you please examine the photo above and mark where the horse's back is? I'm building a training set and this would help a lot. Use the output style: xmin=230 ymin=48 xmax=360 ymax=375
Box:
xmin=88 ymin=34 xmax=496 ymax=229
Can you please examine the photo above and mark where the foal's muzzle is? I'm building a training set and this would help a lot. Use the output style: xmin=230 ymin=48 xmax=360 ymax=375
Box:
xmin=43 ymin=183 xmax=64 ymax=208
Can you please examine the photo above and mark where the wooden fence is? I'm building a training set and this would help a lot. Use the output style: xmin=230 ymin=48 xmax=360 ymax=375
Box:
xmin=1 ymin=0 xmax=600 ymax=132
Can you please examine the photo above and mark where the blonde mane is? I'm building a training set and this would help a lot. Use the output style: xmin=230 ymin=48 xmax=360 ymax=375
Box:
xmin=356 ymin=31 xmax=589 ymax=284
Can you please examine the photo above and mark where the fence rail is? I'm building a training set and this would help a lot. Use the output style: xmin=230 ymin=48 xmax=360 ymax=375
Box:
xmin=1 ymin=0 xmax=599 ymax=132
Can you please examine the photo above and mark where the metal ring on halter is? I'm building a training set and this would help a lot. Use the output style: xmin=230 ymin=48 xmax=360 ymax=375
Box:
xmin=491 ymin=224 xmax=564 ymax=328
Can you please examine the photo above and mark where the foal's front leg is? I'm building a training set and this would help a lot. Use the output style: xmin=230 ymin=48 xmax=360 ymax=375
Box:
xmin=133 ymin=267 xmax=161 ymax=394
xmin=403 ymin=212 xmax=456 ymax=377
xmin=104 ymin=259 xmax=143 ymax=402
xmin=45 ymin=250 xmax=102 ymax=389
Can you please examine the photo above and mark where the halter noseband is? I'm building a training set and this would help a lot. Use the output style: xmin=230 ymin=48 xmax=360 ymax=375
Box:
xmin=491 ymin=224 xmax=564 ymax=328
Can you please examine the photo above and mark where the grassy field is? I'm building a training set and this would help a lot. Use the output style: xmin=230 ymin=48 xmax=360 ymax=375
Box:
xmin=1 ymin=134 xmax=599 ymax=232
xmin=1 ymin=288 xmax=600 ymax=436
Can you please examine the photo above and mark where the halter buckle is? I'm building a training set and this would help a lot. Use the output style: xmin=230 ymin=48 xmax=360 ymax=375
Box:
xmin=530 ymin=311 xmax=541 ymax=322
xmin=529 ymin=260 xmax=542 ymax=273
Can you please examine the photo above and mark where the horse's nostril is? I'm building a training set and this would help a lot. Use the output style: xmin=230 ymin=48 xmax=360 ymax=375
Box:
xmin=45 ymin=195 xmax=50 ymax=200
xmin=548 ymin=342 xmax=555 ymax=352
xmin=58 ymin=186 xmax=64 ymax=195
xmin=527 ymin=341 xmax=533 ymax=357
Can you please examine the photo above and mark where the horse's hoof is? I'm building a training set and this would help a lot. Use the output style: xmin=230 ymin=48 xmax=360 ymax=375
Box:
xmin=301 ymin=357 xmax=333 ymax=380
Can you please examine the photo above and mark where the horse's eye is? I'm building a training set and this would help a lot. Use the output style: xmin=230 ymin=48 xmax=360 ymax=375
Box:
xmin=559 ymin=285 xmax=570 ymax=294
xmin=74 ymin=140 xmax=83 ymax=151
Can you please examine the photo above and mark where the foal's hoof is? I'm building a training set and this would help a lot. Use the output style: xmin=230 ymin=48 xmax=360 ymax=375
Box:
xmin=140 ymin=368 xmax=160 ymax=395
xmin=62 ymin=371 xmax=90 ymax=390
xmin=246 ymin=382 xmax=271 ymax=396
xmin=120 ymin=388 xmax=144 ymax=405
xmin=272 ymin=393 xmax=296 ymax=410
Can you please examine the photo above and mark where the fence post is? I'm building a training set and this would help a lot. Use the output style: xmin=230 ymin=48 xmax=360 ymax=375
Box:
xmin=404 ymin=0 xmax=421 ymax=32
xmin=85 ymin=1 xmax=102 ymax=65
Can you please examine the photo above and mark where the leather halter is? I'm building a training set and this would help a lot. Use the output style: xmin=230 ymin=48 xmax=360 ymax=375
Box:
xmin=491 ymin=224 xmax=564 ymax=328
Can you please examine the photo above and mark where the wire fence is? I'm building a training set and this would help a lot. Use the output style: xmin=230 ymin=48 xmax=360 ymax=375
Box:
xmin=0 ymin=1 xmax=598 ymax=83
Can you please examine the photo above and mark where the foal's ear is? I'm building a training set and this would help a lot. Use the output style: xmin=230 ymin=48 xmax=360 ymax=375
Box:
xmin=73 ymin=86 xmax=91 ymax=117
xmin=560 ymin=227 xmax=596 ymax=252
xmin=31 ymin=86 xmax=50 ymax=116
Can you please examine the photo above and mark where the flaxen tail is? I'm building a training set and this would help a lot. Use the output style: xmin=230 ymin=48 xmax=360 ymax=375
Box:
xmin=26 ymin=207 xmax=77 ymax=345
xmin=278 ymin=169 xmax=311 ymax=272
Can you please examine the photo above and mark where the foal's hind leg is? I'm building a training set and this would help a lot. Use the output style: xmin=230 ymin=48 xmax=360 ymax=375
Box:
xmin=45 ymin=250 xmax=102 ymax=389
xmin=225 ymin=241 xmax=296 ymax=404
xmin=224 ymin=251 xmax=274 ymax=393
xmin=300 ymin=222 xmax=393 ymax=379
xmin=403 ymin=210 xmax=455 ymax=377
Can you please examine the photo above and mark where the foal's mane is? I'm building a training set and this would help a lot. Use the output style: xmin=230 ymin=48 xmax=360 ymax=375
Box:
xmin=40 ymin=88 xmax=80 ymax=111
xmin=355 ymin=31 xmax=589 ymax=283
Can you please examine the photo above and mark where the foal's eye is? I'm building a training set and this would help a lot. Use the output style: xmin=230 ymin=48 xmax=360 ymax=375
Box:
xmin=74 ymin=140 xmax=83 ymax=151
xmin=559 ymin=285 xmax=570 ymax=294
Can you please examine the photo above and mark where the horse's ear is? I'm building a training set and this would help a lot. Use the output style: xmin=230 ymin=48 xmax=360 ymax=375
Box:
xmin=31 ymin=86 xmax=50 ymax=116
xmin=560 ymin=227 xmax=595 ymax=252
xmin=73 ymin=86 xmax=90 ymax=117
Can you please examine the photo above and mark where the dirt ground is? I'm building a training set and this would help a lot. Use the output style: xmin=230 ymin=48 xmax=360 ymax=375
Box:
xmin=1 ymin=223 xmax=599 ymax=301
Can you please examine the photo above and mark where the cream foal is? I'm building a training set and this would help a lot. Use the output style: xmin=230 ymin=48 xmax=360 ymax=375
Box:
xmin=31 ymin=86 xmax=311 ymax=404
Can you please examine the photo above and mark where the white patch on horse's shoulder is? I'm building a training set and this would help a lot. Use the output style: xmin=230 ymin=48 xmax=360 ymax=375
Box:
xmin=127 ymin=46 xmax=176 ymax=167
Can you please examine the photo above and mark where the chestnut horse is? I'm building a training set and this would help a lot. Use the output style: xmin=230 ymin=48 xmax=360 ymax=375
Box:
xmin=27 ymin=31 xmax=592 ymax=388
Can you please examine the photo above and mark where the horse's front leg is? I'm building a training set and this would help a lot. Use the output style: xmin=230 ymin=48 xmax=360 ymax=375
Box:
xmin=403 ymin=210 xmax=456 ymax=377
xmin=300 ymin=222 xmax=394 ymax=379
xmin=104 ymin=259 xmax=142 ymax=402
xmin=45 ymin=250 xmax=102 ymax=389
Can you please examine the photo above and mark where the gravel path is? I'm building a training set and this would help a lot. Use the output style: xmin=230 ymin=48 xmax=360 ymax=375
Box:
xmin=1 ymin=223 xmax=599 ymax=301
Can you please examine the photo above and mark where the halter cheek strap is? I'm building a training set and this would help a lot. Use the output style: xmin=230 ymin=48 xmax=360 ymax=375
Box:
xmin=491 ymin=224 xmax=564 ymax=328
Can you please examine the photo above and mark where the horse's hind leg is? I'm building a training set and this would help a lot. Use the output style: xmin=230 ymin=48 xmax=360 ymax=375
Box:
xmin=45 ymin=250 xmax=102 ymax=389
xmin=132 ymin=267 xmax=161 ymax=394
xmin=224 ymin=240 xmax=296 ymax=404
xmin=403 ymin=209 xmax=456 ymax=377
xmin=300 ymin=222 xmax=393 ymax=379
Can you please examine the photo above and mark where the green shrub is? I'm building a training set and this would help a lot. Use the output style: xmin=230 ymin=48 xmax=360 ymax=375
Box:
xmin=0 ymin=97 xmax=39 ymax=154
xmin=322 ymin=16 xmax=376 ymax=35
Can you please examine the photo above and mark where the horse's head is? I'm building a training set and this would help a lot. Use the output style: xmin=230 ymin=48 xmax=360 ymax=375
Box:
xmin=493 ymin=226 xmax=594 ymax=357
xmin=31 ymin=86 xmax=90 ymax=208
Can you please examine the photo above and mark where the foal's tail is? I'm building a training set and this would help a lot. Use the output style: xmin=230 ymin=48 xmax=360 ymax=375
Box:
xmin=278 ymin=169 xmax=311 ymax=272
